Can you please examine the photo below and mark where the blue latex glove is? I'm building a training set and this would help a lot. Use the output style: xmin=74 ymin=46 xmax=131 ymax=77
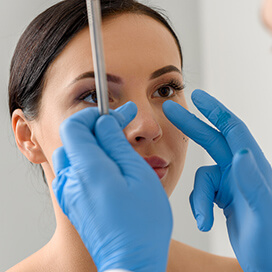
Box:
xmin=163 ymin=89 xmax=272 ymax=272
xmin=52 ymin=102 xmax=173 ymax=272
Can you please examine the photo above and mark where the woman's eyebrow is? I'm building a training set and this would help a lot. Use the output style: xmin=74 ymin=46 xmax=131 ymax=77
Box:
xmin=67 ymin=71 xmax=123 ymax=87
xmin=149 ymin=65 xmax=182 ymax=80
xmin=67 ymin=65 xmax=181 ymax=88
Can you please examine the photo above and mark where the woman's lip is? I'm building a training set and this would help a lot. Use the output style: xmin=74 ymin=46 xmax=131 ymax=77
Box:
xmin=144 ymin=156 xmax=169 ymax=179
xmin=144 ymin=156 xmax=169 ymax=168
xmin=153 ymin=166 xmax=169 ymax=179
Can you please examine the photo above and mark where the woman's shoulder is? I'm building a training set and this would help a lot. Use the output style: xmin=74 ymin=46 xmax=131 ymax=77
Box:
xmin=6 ymin=257 xmax=37 ymax=272
xmin=168 ymin=239 xmax=241 ymax=272
xmin=6 ymin=255 xmax=41 ymax=272
xmin=167 ymin=239 xmax=197 ymax=272
xmin=6 ymin=245 xmax=53 ymax=272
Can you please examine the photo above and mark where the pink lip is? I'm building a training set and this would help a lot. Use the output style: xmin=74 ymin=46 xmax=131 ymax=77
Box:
xmin=144 ymin=156 xmax=169 ymax=179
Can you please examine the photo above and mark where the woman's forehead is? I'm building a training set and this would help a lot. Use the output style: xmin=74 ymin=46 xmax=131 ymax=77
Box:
xmin=45 ymin=13 xmax=181 ymax=89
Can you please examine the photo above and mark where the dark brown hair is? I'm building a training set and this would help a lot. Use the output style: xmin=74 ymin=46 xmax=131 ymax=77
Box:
xmin=9 ymin=0 xmax=183 ymax=185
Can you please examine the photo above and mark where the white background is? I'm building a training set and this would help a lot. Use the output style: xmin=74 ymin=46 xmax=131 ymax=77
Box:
xmin=0 ymin=0 xmax=271 ymax=271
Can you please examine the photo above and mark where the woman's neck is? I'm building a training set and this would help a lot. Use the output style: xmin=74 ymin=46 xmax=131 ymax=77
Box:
xmin=47 ymin=223 xmax=97 ymax=271
xmin=43 ymin=163 xmax=97 ymax=271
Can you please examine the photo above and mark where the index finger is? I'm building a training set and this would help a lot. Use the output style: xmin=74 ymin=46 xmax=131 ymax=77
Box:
xmin=162 ymin=101 xmax=233 ymax=169
xmin=59 ymin=107 xmax=103 ymax=170
xmin=191 ymin=89 xmax=270 ymax=175
xmin=59 ymin=103 xmax=137 ymax=170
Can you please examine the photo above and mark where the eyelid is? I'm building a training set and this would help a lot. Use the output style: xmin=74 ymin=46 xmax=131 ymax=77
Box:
xmin=151 ymin=79 xmax=185 ymax=98
xmin=74 ymin=78 xmax=120 ymax=99
xmin=78 ymin=89 xmax=96 ymax=100
xmin=74 ymin=77 xmax=184 ymax=103
xmin=155 ymin=79 xmax=185 ymax=92
xmin=78 ymin=89 xmax=114 ymax=105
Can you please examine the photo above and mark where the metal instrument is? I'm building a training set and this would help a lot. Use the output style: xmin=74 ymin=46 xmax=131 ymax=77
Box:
xmin=86 ymin=0 xmax=109 ymax=115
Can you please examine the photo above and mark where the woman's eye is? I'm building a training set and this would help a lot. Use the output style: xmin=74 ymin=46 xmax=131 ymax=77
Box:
xmin=153 ymin=86 xmax=174 ymax=98
xmin=83 ymin=90 xmax=97 ymax=104
xmin=79 ymin=90 xmax=113 ymax=104
xmin=78 ymin=90 xmax=98 ymax=104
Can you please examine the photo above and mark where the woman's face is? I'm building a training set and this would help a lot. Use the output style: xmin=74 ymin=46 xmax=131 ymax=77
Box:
xmin=31 ymin=13 xmax=188 ymax=197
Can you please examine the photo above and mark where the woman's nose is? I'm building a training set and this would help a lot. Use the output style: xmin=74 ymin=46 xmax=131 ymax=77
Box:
xmin=124 ymin=104 xmax=163 ymax=146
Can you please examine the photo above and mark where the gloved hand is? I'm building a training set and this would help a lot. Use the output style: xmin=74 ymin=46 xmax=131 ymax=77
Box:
xmin=52 ymin=102 xmax=173 ymax=272
xmin=163 ymin=89 xmax=272 ymax=272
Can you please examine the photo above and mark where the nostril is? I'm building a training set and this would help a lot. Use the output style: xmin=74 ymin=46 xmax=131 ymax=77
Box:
xmin=135 ymin=136 xmax=142 ymax=142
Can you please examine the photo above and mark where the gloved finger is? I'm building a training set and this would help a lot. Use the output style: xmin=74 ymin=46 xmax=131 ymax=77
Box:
xmin=58 ymin=104 xmax=136 ymax=187
xmin=60 ymin=103 xmax=134 ymax=148
xmin=52 ymin=172 xmax=69 ymax=217
xmin=60 ymin=107 xmax=109 ymax=170
xmin=191 ymin=89 xmax=270 ymax=177
xmin=60 ymin=106 xmax=125 ymax=142
xmin=51 ymin=147 xmax=70 ymax=216
xmin=114 ymin=101 xmax=138 ymax=129
xmin=52 ymin=146 xmax=70 ymax=176
xmin=95 ymin=114 xmax=157 ymax=183
xmin=190 ymin=165 xmax=221 ymax=232
xmin=233 ymin=148 xmax=271 ymax=213
xmin=163 ymin=101 xmax=232 ymax=169
xmin=52 ymin=146 xmax=95 ymax=221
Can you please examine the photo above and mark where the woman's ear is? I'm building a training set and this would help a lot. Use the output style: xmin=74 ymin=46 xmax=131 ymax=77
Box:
xmin=12 ymin=109 xmax=46 ymax=164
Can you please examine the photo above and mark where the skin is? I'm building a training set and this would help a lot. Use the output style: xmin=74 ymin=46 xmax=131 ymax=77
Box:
xmin=19 ymin=14 xmax=188 ymax=197
xmin=10 ymin=11 xmax=254 ymax=272
xmin=262 ymin=0 xmax=272 ymax=31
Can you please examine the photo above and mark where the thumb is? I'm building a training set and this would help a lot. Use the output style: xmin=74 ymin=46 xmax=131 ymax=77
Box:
xmin=114 ymin=101 xmax=138 ymax=129
xmin=94 ymin=114 xmax=154 ymax=182
xmin=190 ymin=165 xmax=221 ymax=231
xmin=233 ymin=149 xmax=269 ymax=212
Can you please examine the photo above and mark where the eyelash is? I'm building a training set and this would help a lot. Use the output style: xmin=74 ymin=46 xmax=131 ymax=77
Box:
xmin=78 ymin=79 xmax=185 ymax=104
xmin=78 ymin=88 xmax=111 ymax=104
xmin=154 ymin=79 xmax=185 ymax=99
